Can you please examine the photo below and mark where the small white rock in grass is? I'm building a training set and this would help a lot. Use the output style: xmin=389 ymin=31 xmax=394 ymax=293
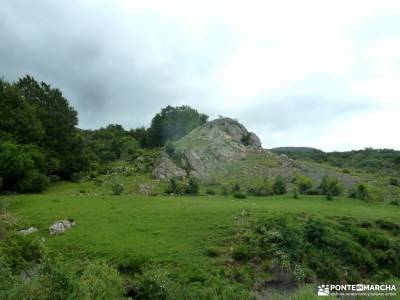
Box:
xmin=19 ymin=226 xmax=38 ymax=235
xmin=49 ymin=219 xmax=75 ymax=235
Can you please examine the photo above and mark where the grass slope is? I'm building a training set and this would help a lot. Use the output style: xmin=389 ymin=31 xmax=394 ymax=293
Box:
xmin=6 ymin=183 xmax=399 ymax=268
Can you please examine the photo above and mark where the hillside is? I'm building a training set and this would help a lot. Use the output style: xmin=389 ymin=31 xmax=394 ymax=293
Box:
xmin=153 ymin=118 xmax=361 ymax=190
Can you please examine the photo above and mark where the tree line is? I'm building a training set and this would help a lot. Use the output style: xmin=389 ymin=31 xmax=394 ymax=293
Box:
xmin=0 ymin=75 xmax=208 ymax=193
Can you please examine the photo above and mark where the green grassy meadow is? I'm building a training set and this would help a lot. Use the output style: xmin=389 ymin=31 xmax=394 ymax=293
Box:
xmin=2 ymin=181 xmax=400 ymax=299
xmin=6 ymin=182 xmax=400 ymax=266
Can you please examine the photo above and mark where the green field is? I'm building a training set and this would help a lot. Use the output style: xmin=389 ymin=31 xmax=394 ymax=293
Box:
xmin=2 ymin=182 xmax=400 ymax=299
xmin=7 ymin=183 xmax=399 ymax=266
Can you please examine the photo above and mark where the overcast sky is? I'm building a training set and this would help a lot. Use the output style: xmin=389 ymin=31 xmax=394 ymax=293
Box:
xmin=1 ymin=0 xmax=400 ymax=151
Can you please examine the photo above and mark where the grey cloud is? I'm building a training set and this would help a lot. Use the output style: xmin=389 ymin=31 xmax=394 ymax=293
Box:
xmin=238 ymin=96 xmax=375 ymax=132
xmin=0 ymin=0 xmax=399 ymax=150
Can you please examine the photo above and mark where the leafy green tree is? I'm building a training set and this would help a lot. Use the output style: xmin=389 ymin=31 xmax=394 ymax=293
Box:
xmin=130 ymin=127 xmax=148 ymax=148
xmin=273 ymin=176 xmax=287 ymax=195
xmin=15 ymin=76 xmax=88 ymax=179
xmin=292 ymin=186 xmax=300 ymax=199
xmin=164 ymin=140 xmax=175 ymax=157
xmin=232 ymin=183 xmax=241 ymax=193
xmin=83 ymin=124 xmax=139 ymax=163
xmin=0 ymin=79 xmax=43 ymax=144
xmin=112 ymin=182 xmax=124 ymax=195
xmin=348 ymin=183 xmax=370 ymax=201
xmin=294 ymin=175 xmax=312 ymax=194
xmin=319 ymin=175 xmax=342 ymax=199
xmin=186 ymin=177 xmax=199 ymax=195
xmin=147 ymin=105 xmax=208 ymax=147
xmin=0 ymin=141 xmax=48 ymax=193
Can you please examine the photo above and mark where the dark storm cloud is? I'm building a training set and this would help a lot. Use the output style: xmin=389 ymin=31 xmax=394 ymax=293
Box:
xmin=1 ymin=0 xmax=399 ymax=150
xmin=0 ymin=0 xmax=213 ymax=129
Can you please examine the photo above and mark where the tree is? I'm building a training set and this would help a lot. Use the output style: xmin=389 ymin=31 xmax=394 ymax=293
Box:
xmin=15 ymin=76 xmax=88 ymax=179
xmin=130 ymin=127 xmax=148 ymax=148
xmin=319 ymin=175 xmax=342 ymax=199
xmin=83 ymin=124 xmax=139 ymax=163
xmin=294 ymin=175 xmax=312 ymax=194
xmin=0 ymin=141 xmax=48 ymax=193
xmin=147 ymin=105 xmax=208 ymax=147
xmin=348 ymin=183 xmax=370 ymax=201
xmin=186 ymin=177 xmax=199 ymax=195
xmin=273 ymin=176 xmax=287 ymax=195
xmin=0 ymin=79 xmax=43 ymax=144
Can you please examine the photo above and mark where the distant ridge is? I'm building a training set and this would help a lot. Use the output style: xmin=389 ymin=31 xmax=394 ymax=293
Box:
xmin=270 ymin=147 xmax=325 ymax=153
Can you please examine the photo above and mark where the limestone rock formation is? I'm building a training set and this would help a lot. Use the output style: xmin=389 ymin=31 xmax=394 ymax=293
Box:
xmin=49 ymin=219 xmax=75 ymax=235
xmin=19 ymin=226 xmax=38 ymax=235
xmin=152 ymin=117 xmax=359 ymax=189
xmin=153 ymin=117 xmax=262 ymax=181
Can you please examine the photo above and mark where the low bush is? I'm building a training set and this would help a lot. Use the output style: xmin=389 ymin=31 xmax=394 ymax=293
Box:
xmin=185 ymin=177 xmax=199 ymax=195
xmin=294 ymin=175 xmax=312 ymax=194
xmin=231 ymin=245 xmax=251 ymax=261
xmin=229 ymin=213 xmax=400 ymax=284
xmin=319 ymin=175 xmax=343 ymax=199
xmin=77 ymin=261 xmax=125 ymax=300
xmin=348 ymin=183 xmax=370 ymax=201
xmin=389 ymin=177 xmax=398 ymax=186
xmin=232 ymin=183 xmax=241 ymax=193
xmin=206 ymin=188 xmax=216 ymax=195
xmin=70 ymin=172 xmax=82 ymax=183
xmin=133 ymin=267 xmax=172 ymax=300
xmin=272 ymin=176 xmax=286 ymax=195
xmin=112 ymin=182 xmax=124 ymax=195
xmin=204 ymin=247 xmax=220 ymax=257
xmin=111 ymin=254 xmax=149 ymax=274
xmin=234 ymin=192 xmax=246 ymax=199
xmin=221 ymin=186 xmax=229 ymax=196
xmin=247 ymin=186 xmax=273 ymax=196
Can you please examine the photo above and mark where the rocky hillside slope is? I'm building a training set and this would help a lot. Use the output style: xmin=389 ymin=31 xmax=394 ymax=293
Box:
xmin=153 ymin=118 xmax=359 ymax=190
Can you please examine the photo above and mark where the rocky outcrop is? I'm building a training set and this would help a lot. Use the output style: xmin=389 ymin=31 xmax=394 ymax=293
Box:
xmin=49 ymin=219 xmax=75 ymax=235
xmin=151 ymin=117 xmax=361 ymax=190
xmin=153 ymin=118 xmax=262 ymax=181
xmin=152 ymin=154 xmax=186 ymax=180
xmin=19 ymin=226 xmax=38 ymax=235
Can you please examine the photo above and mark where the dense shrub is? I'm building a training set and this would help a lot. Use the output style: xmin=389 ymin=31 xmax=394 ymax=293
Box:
xmin=272 ymin=176 xmax=287 ymax=195
xmin=164 ymin=140 xmax=175 ymax=157
xmin=206 ymin=188 xmax=216 ymax=195
xmin=319 ymin=175 xmax=342 ymax=199
xmin=232 ymin=183 xmax=241 ymax=193
xmin=0 ymin=141 xmax=49 ymax=193
xmin=247 ymin=185 xmax=272 ymax=196
xmin=77 ymin=261 xmax=125 ymax=300
xmin=112 ymin=183 xmax=124 ymax=195
xmin=348 ymin=183 xmax=370 ymax=201
xmin=133 ymin=267 xmax=172 ymax=300
xmin=185 ymin=177 xmax=199 ymax=195
xmin=231 ymin=245 xmax=251 ymax=261
xmin=165 ymin=178 xmax=179 ymax=194
xmin=234 ymin=192 xmax=246 ymax=199
xmin=221 ymin=186 xmax=229 ymax=196
xmin=146 ymin=105 xmax=208 ymax=147
xmin=292 ymin=186 xmax=299 ymax=199
xmin=229 ymin=213 xmax=400 ymax=284
xmin=389 ymin=177 xmax=398 ymax=186
xmin=204 ymin=247 xmax=220 ymax=257
xmin=0 ymin=234 xmax=47 ymax=271
xmin=240 ymin=133 xmax=251 ymax=146
xmin=293 ymin=175 xmax=312 ymax=194
xmin=111 ymin=254 xmax=149 ymax=274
